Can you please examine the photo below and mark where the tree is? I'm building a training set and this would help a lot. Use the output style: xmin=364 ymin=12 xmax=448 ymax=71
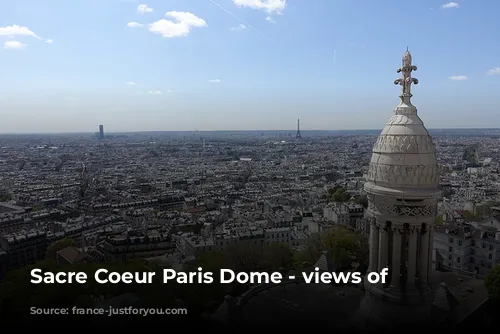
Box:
xmin=332 ymin=188 xmax=351 ymax=202
xmin=293 ymin=233 xmax=323 ymax=269
xmin=225 ymin=242 xmax=262 ymax=272
xmin=463 ymin=211 xmax=477 ymax=222
xmin=181 ymin=252 xmax=233 ymax=311
xmin=294 ymin=228 xmax=365 ymax=271
xmin=45 ymin=238 xmax=76 ymax=259
xmin=485 ymin=265 xmax=500 ymax=301
xmin=185 ymin=243 xmax=295 ymax=305
xmin=262 ymin=243 xmax=293 ymax=271
xmin=0 ymin=259 xmax=169 ymax=325
xmin=474 ymin=204 xmax=492 ymax=220
xmin=0 ymin=194 xmax=12 ymax=201
xmin=323 ymin=228 xmax=358 ymax=269
xmin=355 ymin=195 xmax=368 ymax=208
xmin=0 ymin=260 xmax=82 ymax=322
xmin=32 ymin=205 xmax=44 ymax=212
xmin=436 ymin=216 xmax=444 ymax=225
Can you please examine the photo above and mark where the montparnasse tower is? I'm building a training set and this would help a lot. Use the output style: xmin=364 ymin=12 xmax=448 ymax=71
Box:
xmin=357 ymin=49 xmax=441 ymax=328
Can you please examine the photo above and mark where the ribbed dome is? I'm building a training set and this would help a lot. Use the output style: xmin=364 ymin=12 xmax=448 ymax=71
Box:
xmin=365 ymin=51 xmax=440 ymax=198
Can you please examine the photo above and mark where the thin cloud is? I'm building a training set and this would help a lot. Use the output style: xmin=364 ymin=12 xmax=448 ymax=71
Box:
xmin=208 ymin=79 xmax=221 ymax=83
xmin=230 ymin=24 xmax=246 ymax=31
xmin=126 ymin=81 xmax=136 ymax=85
xmin=127 ymin=22 xmax=143 ymax=28
xmin=148 ymin=90 xmax=163 ymax=95
xmin=208 ymin=0 xmax=277 ymax=43
xmin=449 ymin=75 xmax=468 ymax=81
xmin=442 ymin=2 xmax=459 ymax=9
xmin=137 ymin=4 xmax=154 ymax=14
xmin=265 ymin=16 xmax=276 ymax=24
xmin=3 ymin=40 xmax=26 ymax=49
xmin=148 ymin=12 xmax=207 ymax=38
xmin=487 ymin=67 xmax=500 ymax=76
xmin=232 ymin=0 xmax=286 ymax=15
xmin=0 ymin=25 xmax=41 ymax=39
xmin=45 ymin=39 xmax=53 ymax=44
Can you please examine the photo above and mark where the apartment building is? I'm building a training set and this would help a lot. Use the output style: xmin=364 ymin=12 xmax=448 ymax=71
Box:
xmin=323 ymin=202 xmax=364 ymax=228
xmin=434 ymin=217 xmax=500 ymax=276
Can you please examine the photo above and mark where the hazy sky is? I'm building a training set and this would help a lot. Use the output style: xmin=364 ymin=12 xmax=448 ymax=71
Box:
xmin=0 ymin=0 xmax=500 ymax=133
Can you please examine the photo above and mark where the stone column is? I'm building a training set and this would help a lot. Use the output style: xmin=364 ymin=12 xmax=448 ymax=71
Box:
xmin=407 ymin=226 xmax=418 ymax=288
xmin=427 ymin=225 xmax=435 ymax=279
xmin=419 ymin=226 xmax=430 ymax=283
xmin=369 ymin=221 xmax=379 ymax=272
xmin=390 ymin=225 xmax=402 ymax=288
xmin=378 ymin=224 xmax=388 ymax=284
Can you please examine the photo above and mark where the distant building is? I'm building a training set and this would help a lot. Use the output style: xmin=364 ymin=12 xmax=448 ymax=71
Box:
xmin=0 ymin=231 xmax=48 ymax=269
xmin=56 ymin=246 xmax=87 ymax=265
xmin=98 ymin=124 xmax=104 ymax=139
xmin=434 ymin=218 xmax=500 ymax=276
xmin=174 ymin=232 xmax=217 ymax=257
xmin=323 ymin=201 xmax=364 ymax=229
xmin=174 ymin=223 xmax=299 ymax=258
xmin=96 ymin=230 xmax=172 ymax=262
xmin=0 ymin=202 xmax=25 ymax=216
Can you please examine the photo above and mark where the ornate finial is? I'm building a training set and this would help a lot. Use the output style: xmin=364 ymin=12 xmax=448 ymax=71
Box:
xmin=394 ymin=49 xmax=419 ymax=104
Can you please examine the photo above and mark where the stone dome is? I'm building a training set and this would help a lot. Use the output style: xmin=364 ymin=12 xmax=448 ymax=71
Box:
xmin=365 ymin=51 xmax=440 ymax=199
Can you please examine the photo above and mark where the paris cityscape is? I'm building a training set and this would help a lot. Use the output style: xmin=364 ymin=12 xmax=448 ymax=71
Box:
xmin=1 ymin=0 xmax=500 ymax=331
xmin=1 ymin=118 xmax=500 ymax=329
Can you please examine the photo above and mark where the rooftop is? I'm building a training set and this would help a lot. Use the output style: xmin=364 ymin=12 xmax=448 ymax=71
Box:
xmin=0 ymin=202 xmax=25 ymax=214
xmin=237 ymin=282 xmax=363 ymax=328
xmin=433 ymin=270 xmax=489 ymax=323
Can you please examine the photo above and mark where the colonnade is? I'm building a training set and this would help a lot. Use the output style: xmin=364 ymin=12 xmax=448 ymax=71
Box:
xmin=368 ymin=220 xmax=433 ymax=290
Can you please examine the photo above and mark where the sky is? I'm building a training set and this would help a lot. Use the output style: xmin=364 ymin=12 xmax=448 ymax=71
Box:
xmin=0 ymin=0 xmax=500 ymax=133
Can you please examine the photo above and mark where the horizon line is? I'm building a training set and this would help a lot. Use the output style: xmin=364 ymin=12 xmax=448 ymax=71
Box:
xmin=0 ymin=127 xmax=499 ymax=135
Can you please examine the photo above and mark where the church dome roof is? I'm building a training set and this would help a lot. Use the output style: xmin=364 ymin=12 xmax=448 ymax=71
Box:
xmin=365 ymin=51 xmax=440 ymax=199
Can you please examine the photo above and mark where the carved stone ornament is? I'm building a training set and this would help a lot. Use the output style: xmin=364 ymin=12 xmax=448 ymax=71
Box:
xmin=367 ymin=163 xmax=438 ymax=187
xmin=372 ymin=135 xmax=435 ymax=154
xmin=368 ymin=202 xmax=436 ymax=218
xmin=408 ymin=225 xmax=418 ymax=234
xmin=391 ymin=224 xmax=404 ymax=235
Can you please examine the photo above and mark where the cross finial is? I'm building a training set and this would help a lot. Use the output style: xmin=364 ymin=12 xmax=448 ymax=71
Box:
xmin=394 ymin=50 xmax=419 ymax=105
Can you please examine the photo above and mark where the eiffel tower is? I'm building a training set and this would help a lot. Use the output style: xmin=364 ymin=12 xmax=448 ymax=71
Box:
xmin=296 ymin=118 xmax=302 ymax=139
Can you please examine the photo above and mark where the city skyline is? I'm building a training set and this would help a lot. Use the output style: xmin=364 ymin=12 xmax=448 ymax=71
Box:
xmin=2 ymin=127 xmax=500 ymax=136
xmin=1 ymin=0 xmax=500 ymax=133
